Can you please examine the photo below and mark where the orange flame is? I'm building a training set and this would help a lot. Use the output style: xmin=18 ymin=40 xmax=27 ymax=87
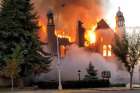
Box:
xmin=55 ymin=30 xmax=72 ymax=43
xmin=38 ymin=20 xmax=47 ymax=43
xmin=38 ymin=19 xmax=72 ymax=43
xmin=38 ymin=18 xmax=97 ymax=46
xmin=85 ymin=25 xmax=96 ymax=47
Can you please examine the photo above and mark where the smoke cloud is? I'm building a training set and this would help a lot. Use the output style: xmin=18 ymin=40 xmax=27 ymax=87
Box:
xmin=32 ymin=0 xmax=110 ymax=41
xmin=40 ymin=44 xmax=140 ymax=84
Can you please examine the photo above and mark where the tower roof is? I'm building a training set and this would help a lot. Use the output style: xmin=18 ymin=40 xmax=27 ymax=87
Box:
xmin=116 ymin=7 xmax=124 ymax=21
xmin=96 ymin=19 xmax=110 ymax=30
xmin=116 ymin=7 xmax=123 ymax=16
xmin=47 ymin=9 xmax=53 ymax=17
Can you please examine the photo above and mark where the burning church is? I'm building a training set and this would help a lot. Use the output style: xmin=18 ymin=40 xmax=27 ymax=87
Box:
xmin=94 ymin=7 xmax=125 ymax=58
xmin=42 ymin=7 xmax=125 ymax=59
xmin=34 ymin=8 xmax=129 ymax=83
xmin=25 ymin=0 xmax=139 ymax=84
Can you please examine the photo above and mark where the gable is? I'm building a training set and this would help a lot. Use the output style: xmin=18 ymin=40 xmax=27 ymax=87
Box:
xmin=96 ymin=19 xmax=110 ymax=30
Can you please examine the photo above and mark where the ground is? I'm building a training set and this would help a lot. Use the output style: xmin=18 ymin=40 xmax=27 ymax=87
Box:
xmin=1 ymin=88 xmax=140 ymax=93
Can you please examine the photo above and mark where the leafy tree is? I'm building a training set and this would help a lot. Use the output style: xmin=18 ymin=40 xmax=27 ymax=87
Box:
xmin=0 ymin=0 xmax=51 ymax=87
xmin=112 ymin=32 xmax=140 ymax=89
xmin=84 ymin=62 xmax=98 ymax=81
xmin=2 ymin=45 xmax=22 ymax=91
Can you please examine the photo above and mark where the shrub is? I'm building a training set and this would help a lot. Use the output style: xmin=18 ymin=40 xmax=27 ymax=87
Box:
xmin=36 ymin=80 xmax=110 ymax=89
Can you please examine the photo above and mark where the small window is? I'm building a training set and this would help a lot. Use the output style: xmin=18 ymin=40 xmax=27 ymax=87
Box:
xmin=108 ymin=45 xmax=112 ymax=56
xmin=103 ymin=45 xmax=107 ymax=56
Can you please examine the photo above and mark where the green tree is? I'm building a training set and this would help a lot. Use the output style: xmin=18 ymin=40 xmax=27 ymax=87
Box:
xmin=112 ymin=32 xmax=140 ymax=89
xmin=2 ymin=45 xmax=22 ymax=91
xmin=0 ymin=0 xmax=51 ymax=87
xmin=84 ymin=62 xmax=98 ymax=81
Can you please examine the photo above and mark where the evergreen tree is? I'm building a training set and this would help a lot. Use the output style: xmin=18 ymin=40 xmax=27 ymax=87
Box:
xmin=84 ymin=62 xmax=98 ymax=81
xmin=0 ymin=0 xmax=51 ymax=86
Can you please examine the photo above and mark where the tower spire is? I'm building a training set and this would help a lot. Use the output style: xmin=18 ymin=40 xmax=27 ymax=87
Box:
xmin=47 ymin=10 xmax=57 ymax=54
xmin=118 ymin=6 xmax=120 ymax=11
xmin=115 ymin=7 xmax=125 ymax=37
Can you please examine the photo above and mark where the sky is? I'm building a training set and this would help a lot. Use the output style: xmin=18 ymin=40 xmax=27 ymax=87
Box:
xmin=0 ymin=0 xmax=139 ymax=30
xmin=105 ymin=0 xmax=140 ymax=29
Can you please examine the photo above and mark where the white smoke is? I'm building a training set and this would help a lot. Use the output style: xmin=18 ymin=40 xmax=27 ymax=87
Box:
xmin=61 ymin=44 xmax=129 ymax=83
xmin=39 ymin=44 xmax=140 ymax=84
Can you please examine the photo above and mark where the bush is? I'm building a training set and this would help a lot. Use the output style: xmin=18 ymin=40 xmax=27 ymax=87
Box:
xmin=111 ymin=83 xmax=126 ymax=87
xmin=36 ymin=80 xmax=110 ymax=89
xmin=37 ymin=81 xmax=58 ymax=89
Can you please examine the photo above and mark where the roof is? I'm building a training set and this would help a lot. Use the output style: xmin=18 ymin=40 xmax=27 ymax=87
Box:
xmin=96 ymin=19 xmax=110 ymax=30
xmin=116 ymin=7 xmax=123 ymax=17
xmin=116 ymin=7 xmax=125 ymax=21
xmin=47 ymin=9 xmax=54 ymax=17
xmin=117 ymin=10 xmax=123 ymax=17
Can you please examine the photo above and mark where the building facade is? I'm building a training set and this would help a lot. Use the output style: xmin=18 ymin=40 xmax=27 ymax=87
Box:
xmin=93 ymin=8 xmax=125 ymax=58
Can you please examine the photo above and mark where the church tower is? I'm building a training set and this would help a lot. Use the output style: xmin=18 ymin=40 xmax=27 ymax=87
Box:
xmin=115 ymin=7 xmax=125 ymax=37
xmin=47 ymin=10 xmax=57 ymax=54
xmin=77 ymin=20 xmax=86 ymax=47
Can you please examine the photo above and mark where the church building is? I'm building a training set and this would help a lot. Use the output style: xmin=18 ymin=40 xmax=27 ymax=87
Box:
xmin=90 ymin=8 xmax=125 ymax=58
xmin=44 ymin=8 xmax=125 ymax=58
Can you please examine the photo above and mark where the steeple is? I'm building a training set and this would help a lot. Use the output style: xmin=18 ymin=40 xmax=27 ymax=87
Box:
xmin=115 ymin=7 xmax=125 ymax=37
xmin=116 ymin=7 xmax=125 ymax=27
xmin=47 ymin=10 xmax=55 ymax=25
xmin=47 ymin=10 xmax=57 ymax=54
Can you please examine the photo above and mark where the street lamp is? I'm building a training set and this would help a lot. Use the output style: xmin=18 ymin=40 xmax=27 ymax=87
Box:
xmin=57 ymin=37 xmax=62 ymax=90
xmin=55 ymin=4 xmax=66 ymax=90
xmin=78 ymin=70 xmax=81 ymax=81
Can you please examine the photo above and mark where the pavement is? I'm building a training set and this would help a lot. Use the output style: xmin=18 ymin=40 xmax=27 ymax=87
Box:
xmin=1 ymin=87 xmax=140 ymax=93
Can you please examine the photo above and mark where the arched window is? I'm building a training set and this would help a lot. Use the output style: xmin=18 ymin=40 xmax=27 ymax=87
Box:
xmin=103 ymin=45 xmax=107 ymax=56
xmin=108 ymin=45 xmax=112 ymax=56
